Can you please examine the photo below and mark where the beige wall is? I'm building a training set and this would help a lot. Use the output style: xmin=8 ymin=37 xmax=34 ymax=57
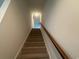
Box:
xmin=0 ymin=0 xmax=31 ymax=59
xmin=43 ymin=0 xmax=79 ymax=59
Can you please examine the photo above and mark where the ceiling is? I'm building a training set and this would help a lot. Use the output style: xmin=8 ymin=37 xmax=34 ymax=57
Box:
xmin=27 ymin=0 xmax=46 ymax=11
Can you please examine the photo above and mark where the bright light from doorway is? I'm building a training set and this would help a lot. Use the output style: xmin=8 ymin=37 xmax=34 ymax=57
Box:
xmin=34 ymin=12 xmax=41 ymax=17
xmin=31 ymin=11 xmax=42 ymax=28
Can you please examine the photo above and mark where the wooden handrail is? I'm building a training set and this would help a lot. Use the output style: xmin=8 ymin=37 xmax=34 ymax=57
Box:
xmin=41 ymin=24 xmax=69 ymax=59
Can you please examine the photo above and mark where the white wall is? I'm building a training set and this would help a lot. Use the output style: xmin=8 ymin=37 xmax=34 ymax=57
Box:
xmin=0 ymin=0 xmax=31 ymax=59
xmin=43 ymin=0 xmax=79 ymax=59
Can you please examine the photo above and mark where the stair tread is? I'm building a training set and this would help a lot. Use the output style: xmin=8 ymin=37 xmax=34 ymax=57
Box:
xmin=27 ymin=40 xmax=44 ymax=42
xmin=17 ymin=29 xmax=49 ymax=59
xmin=22 ymin=53 xmax=49 ymax=58
xmin=22 ymin=57 xmax=49 ymax=59
xmin=22 ymin=47 xmax=47 ymax=54
xmin=24 ymin=42 xmax=45 ymax=47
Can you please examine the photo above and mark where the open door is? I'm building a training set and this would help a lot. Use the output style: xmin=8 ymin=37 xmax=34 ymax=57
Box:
xmin=31 ymin=11 xmax=42 ymax=29
xmin=33 ymin=15 xmax=41 ymax=28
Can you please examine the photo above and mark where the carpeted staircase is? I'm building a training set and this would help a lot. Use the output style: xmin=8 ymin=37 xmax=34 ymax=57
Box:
xmin=18 ymin=29 xmax=49 ymax=59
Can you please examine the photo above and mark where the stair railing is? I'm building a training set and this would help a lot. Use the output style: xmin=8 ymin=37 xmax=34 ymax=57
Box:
xmin=41 ymin=24 xmax=69 ymax=59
